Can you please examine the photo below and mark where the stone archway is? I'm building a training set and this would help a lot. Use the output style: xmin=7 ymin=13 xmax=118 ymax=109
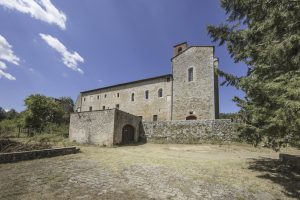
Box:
xmin=186 ymin=115 xmax=197 ymax=120
xmin=122 ymin=124 xmax=135 ymax=144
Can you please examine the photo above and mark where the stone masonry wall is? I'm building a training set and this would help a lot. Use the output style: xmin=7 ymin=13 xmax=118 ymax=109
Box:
xmin=0 ymin=147 xmax=80 ymax=164
xmin=79 ymin=76 xmax=172 ymax=121
xmin=69 ymin=110 xmax=115 ymax=146
xmin=113 ymin=109 xmax=142 ymax=145
xmin=142 ymin=119 xmax=238 ymax=144
xmin=172 ymin=46 xmax=217 ymax=120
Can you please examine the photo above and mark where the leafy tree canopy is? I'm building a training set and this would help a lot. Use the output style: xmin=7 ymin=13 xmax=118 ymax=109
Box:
xmin=5 ymin=109 xmax=19 ymax=120
xmin=24 ymin=94 xmax=65 ymax=130
xmin=0 ymin=107 xmax=6 ymax=121
xmin=208 ymin=0 xmax=300 ymax=150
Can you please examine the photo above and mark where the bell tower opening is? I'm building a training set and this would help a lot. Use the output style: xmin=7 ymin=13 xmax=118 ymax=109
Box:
xmin=173 ymin=42 xmax=188 ymax=57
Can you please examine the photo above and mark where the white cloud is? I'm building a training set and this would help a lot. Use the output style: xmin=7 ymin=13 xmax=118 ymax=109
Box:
xmin=0 ymin=34 xmax=20 ymax=80
xmin=0 ymin=0 xmax=66 ymax=30
xmin=40 ymin=33 xmax=84 ymax=74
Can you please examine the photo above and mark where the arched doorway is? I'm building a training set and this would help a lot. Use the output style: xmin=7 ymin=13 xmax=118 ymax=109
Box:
xmin=122 ymin=125 xmax=135 ymax=144
xmin=186 ymin=115 xmax=197 ymax=120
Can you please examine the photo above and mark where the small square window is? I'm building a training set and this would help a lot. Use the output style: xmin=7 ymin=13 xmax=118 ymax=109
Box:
xmin=166 ymin=77 xmax=170 ymax=82
xmin=153 ymin=115 xmax=158 ymax=121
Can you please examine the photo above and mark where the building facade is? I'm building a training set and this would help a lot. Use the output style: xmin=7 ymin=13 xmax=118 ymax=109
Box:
xmin=74 ymin=42 xmax=219 ymax=121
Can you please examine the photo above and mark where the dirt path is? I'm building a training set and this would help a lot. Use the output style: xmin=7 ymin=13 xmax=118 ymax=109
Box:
xmin=0 ymin=144 xmax=299 ymax=199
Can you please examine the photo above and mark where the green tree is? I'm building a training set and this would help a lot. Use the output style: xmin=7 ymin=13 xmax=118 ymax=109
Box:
xmin=219 ymin=112 xmax=239 ymax=121
xmin=58 ymin=97 xmax=74 ymax=123
xmin=5 ymin=109 xmax=18 ymax=120
xmin=208 ymin=0 xmax=300 ymax=150
xmin=0 ymin=107 xmax=6 ymax=121
xmin=24 ymin=94 xmax=64 ymax=130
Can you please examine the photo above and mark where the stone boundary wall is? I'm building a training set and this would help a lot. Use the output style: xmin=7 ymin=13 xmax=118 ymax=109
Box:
xmin=114 ymin=109 xmax=142 ymax=145
xmin=141 ymin=119 xmax=238 ymax=144
xmin=0 ymin=147 xmax=80 ymax=164
xmin=69 ymin=110 xmax=116 ymax=146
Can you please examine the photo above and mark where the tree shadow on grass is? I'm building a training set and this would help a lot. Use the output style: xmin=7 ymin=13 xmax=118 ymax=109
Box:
xmin=248 ymin=157 xmax=300 ymax=199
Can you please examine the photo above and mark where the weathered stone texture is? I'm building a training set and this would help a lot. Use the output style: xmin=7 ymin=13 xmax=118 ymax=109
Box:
xmin=69 ymin=109 xmax=142 ymax=146
xmin=76 ymin=44 xmax=219 ymax=122
xmin=142 ymin=120 xmax=238 ymax=144
xmin=172 ymin=46 xmax=217 ymax=120
xmin=70 ymin=44 xmax=222 ymax=146
xmin=0 ymin=147 xmax=79 ymax=164
xmin=113 ymin=110 xmax=142 ymax=145
xmin=80 ymin=76 xmax=172 ymax=121
xmin=69 ymin=110 xmax=116 ymax=146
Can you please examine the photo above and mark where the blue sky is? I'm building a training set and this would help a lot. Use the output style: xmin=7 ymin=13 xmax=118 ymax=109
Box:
xmin=0 ymin=0 xmax=246 ymax=113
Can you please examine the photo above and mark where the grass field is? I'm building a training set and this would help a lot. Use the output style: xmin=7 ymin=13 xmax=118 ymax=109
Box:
xmin=0 ymin=143 xmax=299 ymax=199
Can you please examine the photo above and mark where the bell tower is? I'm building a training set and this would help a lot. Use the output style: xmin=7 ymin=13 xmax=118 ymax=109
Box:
xmin=173 ymin=42 xmax=188 ymax=57
xmin=171 ymin=43 xmax=219 ymax=120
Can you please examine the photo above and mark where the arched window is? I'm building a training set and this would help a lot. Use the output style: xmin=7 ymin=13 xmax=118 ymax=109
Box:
xmin=158 ymin=88 xmax=163 ymax=97
xmin=188 ymin=67 xmax=194 ymax=82
xmin=131 ymin=93 xmax=135 ymax=101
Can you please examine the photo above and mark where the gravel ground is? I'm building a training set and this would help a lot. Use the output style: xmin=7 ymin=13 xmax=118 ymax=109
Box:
xmin=0 ymin=143 xmax=299 ymax=200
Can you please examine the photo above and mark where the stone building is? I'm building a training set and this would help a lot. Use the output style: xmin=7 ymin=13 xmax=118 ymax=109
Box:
xmin=70 ymin=42 xmax=220 ymax=146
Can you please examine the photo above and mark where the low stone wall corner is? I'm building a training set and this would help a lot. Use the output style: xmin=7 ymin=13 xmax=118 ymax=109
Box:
xmin=0 ymin=147 xmax=80 ymax=164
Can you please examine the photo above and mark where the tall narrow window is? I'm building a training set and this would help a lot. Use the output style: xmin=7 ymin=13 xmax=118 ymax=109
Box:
xmin=158 ymin=88 xmax=163 ymax=97
xmin=145 ymin=90 xmax=149 ymax=99
xmin=83 ymin=97 xmax=86 ymax=101
xmin=89 ymin=106 xmax=92 ymax=111
xmin=104 ymin=94 xmax=107 ymax=98
xmin=102 ymin=106 xmax=105 ymax=110
xmin=117 ymin=93 xmax=119 ymax=97
xmin=153 ymin=115 xmax=158 ymax=121
xmin=97 ymin=95 xmax=99 ymax=100
xmin=131 ymin=93 xmax=135 ymax=102
xmin=116 ymin=104 xmax=120 ymax=109
xmin=188 ymin=68 xmax=194 ymax=82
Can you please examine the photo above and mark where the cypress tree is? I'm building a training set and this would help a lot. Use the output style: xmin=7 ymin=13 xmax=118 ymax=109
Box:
xmin=208 ymin=0 xmax=300 ymax=150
